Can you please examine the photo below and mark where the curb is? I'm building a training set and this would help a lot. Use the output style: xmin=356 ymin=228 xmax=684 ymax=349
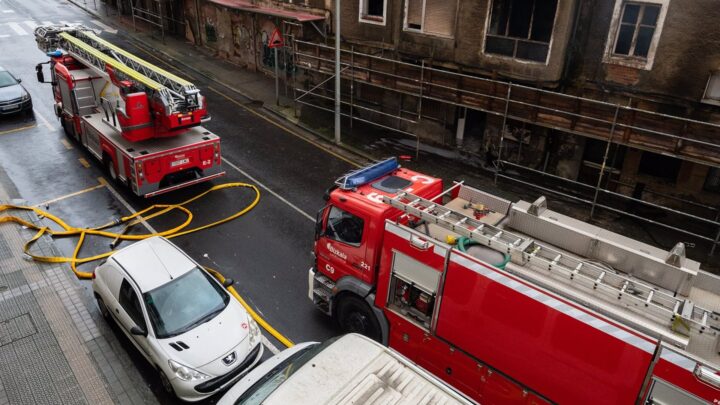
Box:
xmin=65 ymin=0 xmax=103 ymax=19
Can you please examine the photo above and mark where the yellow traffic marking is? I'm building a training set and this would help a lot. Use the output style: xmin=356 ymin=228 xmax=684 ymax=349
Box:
xmin=78 ymin=157 xmax=90 ymax=168
xmin=60 ymin=139 xmax=73 ymax=150
xmin=208 ymin=87 xmax=360 ymax=168
xmin=34 ymin=182 xmax=106 ymax=207
xmin=0 ymin=123 xmax=36 ymax=136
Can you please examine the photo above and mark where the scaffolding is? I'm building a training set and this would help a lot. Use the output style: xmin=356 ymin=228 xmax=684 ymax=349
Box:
xmin=290 ymin=39 xmax=720 ymax=256
xmin=130 ymin=0 xmax=184 ymax=42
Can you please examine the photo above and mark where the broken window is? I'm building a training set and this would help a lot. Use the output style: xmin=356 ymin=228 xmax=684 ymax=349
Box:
xmin=485 ymin=0 xmax=558 ymax=62
xmin=360 ymin=0 xmax=386 ymax=24
xmin=404 ymin=0 xmax=458 ymax=37
xmin=613 ymin=2 xmax=660 ymax=58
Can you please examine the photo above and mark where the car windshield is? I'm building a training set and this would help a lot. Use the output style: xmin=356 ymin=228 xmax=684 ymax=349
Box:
xmin=0 ymin=71 xmax=17 ymax=88
xmin=143 ymin=267 xmax=230 ymax=339
xmin=234 ymin=338 xmax=339 ymax=405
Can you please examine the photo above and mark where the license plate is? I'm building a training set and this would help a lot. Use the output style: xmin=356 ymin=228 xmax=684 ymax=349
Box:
xmin=171 ymin=158 xmax=190 ymax=167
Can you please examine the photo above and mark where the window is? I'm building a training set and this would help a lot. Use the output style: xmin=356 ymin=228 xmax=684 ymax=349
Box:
xmin=359 ymin=0 xmax=386 ymax=25
xmin=119 ymin=279 xmax=146 ymax=330
xmin=613 ymin=3 xmax=660 ymax=58
xmin=604 ymin=0 xmax=669 ymax=70
xmin=485 ymin=0 xmax=558 ymax=63
xmin=325 ymin=206 xmax=364 ymax=246
xmin=638 ymin=151 xmax=680 ymax=181
xmin=404 ymin=0 xmax=458 ymax=38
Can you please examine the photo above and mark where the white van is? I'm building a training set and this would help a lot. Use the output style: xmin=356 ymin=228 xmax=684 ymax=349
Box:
xmin=218 ymin=333 xmax=476 ymax=405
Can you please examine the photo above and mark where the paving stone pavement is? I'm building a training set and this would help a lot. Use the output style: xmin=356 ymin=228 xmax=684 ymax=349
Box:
xmin=0 ymin=201 xmax=159 ymax=405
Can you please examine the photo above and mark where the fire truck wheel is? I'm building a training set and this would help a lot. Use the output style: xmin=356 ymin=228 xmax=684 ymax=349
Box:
xmin=336 ymin=295 xmax=382 ymax=342
xmin=104 ymin=156 xmax=118 ymax=182
xmin=61 ymin=118 xmax=74 ymax=138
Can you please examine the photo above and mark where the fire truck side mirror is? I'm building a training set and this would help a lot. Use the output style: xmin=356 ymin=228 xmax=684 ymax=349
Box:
xmin=315 ymin=207 xmax=326 ymax=240
xmin=35 ymin=64 xmax=45 ymax=83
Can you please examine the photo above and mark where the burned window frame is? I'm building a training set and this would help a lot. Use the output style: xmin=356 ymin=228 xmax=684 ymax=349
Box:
xmin=483 ymin=0 xmax=559 ymax=64
xmin=359 ymin=0 xmax=387 ymax=26
xmin=403 ymin=0 xmax=459 ymax=39
xmin=603 ymin=0 xmax=670 ymax=71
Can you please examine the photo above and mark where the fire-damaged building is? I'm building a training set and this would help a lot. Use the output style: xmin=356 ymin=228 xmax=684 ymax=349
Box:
xmin=119 ymin=0 xmax=720 ymax=254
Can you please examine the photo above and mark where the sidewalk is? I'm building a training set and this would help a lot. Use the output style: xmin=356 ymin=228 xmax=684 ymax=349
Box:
xmin=0 ymin=185 xmax=157 ymax=403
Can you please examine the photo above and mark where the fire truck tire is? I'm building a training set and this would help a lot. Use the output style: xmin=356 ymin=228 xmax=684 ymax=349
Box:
xmin=61 ymin=118 xmax=75 ymax=138
xmin=336 ymin=295 xmax=382 ymax=342
xmin=104 ymin=155 xmax=118 ymax=182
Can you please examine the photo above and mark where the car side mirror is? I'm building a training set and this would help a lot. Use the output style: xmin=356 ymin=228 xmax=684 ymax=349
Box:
xmin=315 ymin=206 xmax=327 ymax=240
xmin=17 ymin=78 xmax=22 ymax=83
xmin=222 ymin=278 xmax=234 ymax=288
xmin=130 ymin=325 xmax=147 ymax=337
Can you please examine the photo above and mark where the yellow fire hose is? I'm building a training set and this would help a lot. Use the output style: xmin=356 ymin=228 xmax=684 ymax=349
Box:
xmin=0 ymin=181 xmax=293 ymax=348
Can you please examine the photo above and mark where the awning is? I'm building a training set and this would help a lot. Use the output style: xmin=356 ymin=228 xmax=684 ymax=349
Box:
xmin=208 ymin=0 xmax=325 ymax=22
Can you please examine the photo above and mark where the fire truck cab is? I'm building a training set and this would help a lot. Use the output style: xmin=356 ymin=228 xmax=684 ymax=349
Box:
xmin=310 ymin=158 xmax=442 ymax=341
xmin=310 ymin=158 xmax=720 ymax=404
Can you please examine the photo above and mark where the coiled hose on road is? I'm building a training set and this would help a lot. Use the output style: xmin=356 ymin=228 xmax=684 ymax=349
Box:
xmin=0 ymin=182 xmax=294 ymax=347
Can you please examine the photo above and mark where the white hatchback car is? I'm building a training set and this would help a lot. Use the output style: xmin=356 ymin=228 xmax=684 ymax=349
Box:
xmin=92 ymin=236 xmax=263 ymax=402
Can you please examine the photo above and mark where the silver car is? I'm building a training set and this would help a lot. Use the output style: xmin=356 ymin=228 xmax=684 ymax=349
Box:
xmin=0 ymin=67 xmax=32 ymax=116
xmin=92 ymin=236 xmax=263 ymax=402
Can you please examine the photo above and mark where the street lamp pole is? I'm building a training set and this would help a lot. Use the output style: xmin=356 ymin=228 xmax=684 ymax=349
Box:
xmin=334 ymin=0 xmax=341 ymax=145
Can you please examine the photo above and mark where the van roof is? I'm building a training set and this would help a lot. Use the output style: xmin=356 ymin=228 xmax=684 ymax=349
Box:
xmin=263 ymin=334 xmax=474 ymax=404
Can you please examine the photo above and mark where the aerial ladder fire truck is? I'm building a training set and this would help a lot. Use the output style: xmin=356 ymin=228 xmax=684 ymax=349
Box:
xmin=310 ymin=157 xmax=720 ymax=404
xmin=33 ymin=25 xmax=224 ymax=197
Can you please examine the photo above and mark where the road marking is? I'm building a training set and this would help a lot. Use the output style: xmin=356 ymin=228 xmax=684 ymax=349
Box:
xmin=97 ymin=177 xmax=158 ymax=233
xmin=262 ymin=337 xmax=280 ymax=355
xmin=78 ymin=157 xmax=90 ymax=168
xmin=34 ymin=182 xmax=105 ymax=207
xmin=222 ymin=157 xmax=314 ymax=222
xmin=0 ymin=123 xmax=36 ymax=136
xmin=60 ymin=138 xmax=73 ymax=150
xmin=33 ymin=108 xmax=54 ymax=131
xmin=0 ymin=34 xmax=9 ymax=38
xmin=1 ymin=10 xmax=14 ymax=14
xmin=23 ymin=20 xmax=37 ymax=29
xmin=7 ymin=22 xmax=27 ymax=35
xmin=90 ymin=19 xmax=117 ymax=34
xmin=208 ymin=87 xmax=360 ymax=168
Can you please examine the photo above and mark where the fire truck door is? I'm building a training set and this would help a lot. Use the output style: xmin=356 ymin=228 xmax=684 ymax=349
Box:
xmin=317 ymin=205 xmax=370 ymax=283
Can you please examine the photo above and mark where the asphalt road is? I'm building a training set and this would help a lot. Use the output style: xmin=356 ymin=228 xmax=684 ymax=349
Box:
xmin=0 ymin=0 xmax=349 ymax=402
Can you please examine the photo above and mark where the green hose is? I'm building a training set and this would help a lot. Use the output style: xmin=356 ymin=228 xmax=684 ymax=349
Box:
xmin=457 ymin=237 xmax=511 ymax=269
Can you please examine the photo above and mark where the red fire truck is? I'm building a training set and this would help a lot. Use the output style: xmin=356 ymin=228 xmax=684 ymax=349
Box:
xmin=309 ymin=157 xmax=720 ymax=404
xmin=34 ymin=25 xmax=224 ymax=197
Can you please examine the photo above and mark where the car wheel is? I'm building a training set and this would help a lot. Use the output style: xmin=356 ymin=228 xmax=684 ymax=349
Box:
xmin=336 ymin=295 xmax=382 ymax=342
xmin=96 ymin=296 xmax=110 ymax=319
xmin=158 ymin=370 xmax=175 ymax=396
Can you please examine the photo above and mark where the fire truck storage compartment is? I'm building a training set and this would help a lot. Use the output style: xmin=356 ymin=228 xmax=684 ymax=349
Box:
xmin=388 ymin=252 xmax=440 ymax=329
xmin=434 ymin=250 xmax=656 ymax=404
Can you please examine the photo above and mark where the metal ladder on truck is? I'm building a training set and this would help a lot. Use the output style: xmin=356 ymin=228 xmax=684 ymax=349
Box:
xmin=34 ymin=25 xmax=202 ymax=114
xmin=383 ymin=187 xmax=720 ymax=347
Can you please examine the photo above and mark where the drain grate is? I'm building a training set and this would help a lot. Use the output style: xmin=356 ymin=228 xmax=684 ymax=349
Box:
xmin=0 ymin=314 xmax=37 ymax=347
